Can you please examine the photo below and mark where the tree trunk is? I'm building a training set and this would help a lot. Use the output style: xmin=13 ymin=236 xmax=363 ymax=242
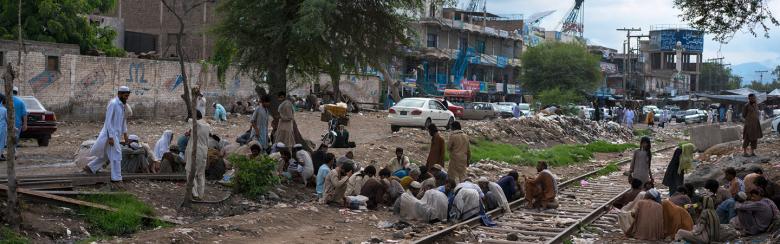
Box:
xmin=4 ymin=0 xmax=22 ymax=229
xmin=376 ymin=65 xmax=401 ymax=103
xmin=329 ymin=68 xmax=341 ymax=103
xmin=267 ymin=55 xmax=288 ymax=142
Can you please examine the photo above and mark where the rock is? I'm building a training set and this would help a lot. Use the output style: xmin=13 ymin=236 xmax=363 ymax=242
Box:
xmin=507 ymin=233 xmax=519 ymax=241
xmin=392 ymin=231 xmax=405 ymax=239
xmin=266 ymin=192 xmax=280 ymax=201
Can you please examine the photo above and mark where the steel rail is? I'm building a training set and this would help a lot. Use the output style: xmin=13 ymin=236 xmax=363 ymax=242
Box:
xmin=413 ymin=145 xmax=677 ymax=244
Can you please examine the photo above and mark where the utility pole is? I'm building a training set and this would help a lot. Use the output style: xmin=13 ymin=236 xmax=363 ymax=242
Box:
xmin=617 ymin=28 xmax=641 ymax=95
xmin=756 ymin=70 xmax=768 ymax=83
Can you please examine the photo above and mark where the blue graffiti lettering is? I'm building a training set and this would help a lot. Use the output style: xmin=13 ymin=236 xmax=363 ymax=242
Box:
xmin=127 ymin=63 xmax=148 ymax=83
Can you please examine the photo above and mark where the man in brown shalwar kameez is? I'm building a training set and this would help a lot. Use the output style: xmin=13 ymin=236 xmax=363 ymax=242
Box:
xmin=426 ymin=124 xmax=445 ymax=170
xmin=627 ymin=190 xmax=665 ymax=241
xmin=742 ymin=93 xmax=762 ymax=157
xmin=524 ymin=161 xmax=558 ymax=209
xmin=274 ymin=92 xmax=296 ymax=150
xmin=447 ymin=121 xmax=470 ymax=182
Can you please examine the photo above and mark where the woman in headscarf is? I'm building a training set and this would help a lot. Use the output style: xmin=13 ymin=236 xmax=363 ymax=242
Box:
xmin=153 ymin=130 xmax=174 ymax=161
xmin=675 ymin=196 xmax=739 ymax=243
xmin=663 ymin=198 xmax=694 ymax=238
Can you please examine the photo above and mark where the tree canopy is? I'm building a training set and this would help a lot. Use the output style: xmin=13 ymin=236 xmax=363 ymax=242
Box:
xmin=699 ymin=63 xmax=741 ymax=92
xmin=520 ymin=42 xmax=601 ymax=93
xmin=674 ymin=0 xmax=779 ymax=42
xmin=0 ymin=0 xmax=124 ymax=56
xmin=213 ymin=0 xmax=424 ymax=100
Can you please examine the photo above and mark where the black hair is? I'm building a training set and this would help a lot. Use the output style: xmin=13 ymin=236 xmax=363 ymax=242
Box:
xmin=752 ymin=167 xmax=764 ymax=174
xmin=538 ymin=161 xmax=548 ymax=170
xmin=261 ymin=95 xmax=272 ymax=103
xmin=724 ymin=167 xmax=737 ymax=176
xmin=676 ymin=186 xmax=689 ymax=195
xmin=428 ymin=123 xmax=438 ymax=134
xmin=378 ymin=167 xmax=392 ymax=178
xmin=196 ymin=110 xmax=203 ymax=120
xmin=748 ymin=93 xmax=756 ymax=98
xmin=0 ymin=94 xmax=5 ymax=105
xmin=363 ymin=165 xmax=376 ymax=177
xmin=704 ymin=179 xmax=720 ymax=192
xmin=755 ymin=176 xmax=769 ymax=188
xmin=395 ymin=147 xmax=403 ymax=153
xmin=280 ymin=149 xmax=291 ymax=159
xmin=451 ymin=121 xmax=462 ymax=130
xmin=341 ymin=162 xmax=355 ymax=174
xmin=277 ymin=91 xmax=286 ymax=97
xmin=630 ymin=178 xmax=642 ymax=189
xmin=250 ymin=144 xmax=262 ymax=152
xmin=684 ymin=183 xmax=695 ymax=197
xmin=508 ymin=171 xmax=519 ymax=180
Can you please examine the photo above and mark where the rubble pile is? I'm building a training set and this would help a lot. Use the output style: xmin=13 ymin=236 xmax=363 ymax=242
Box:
xmin=461 ymin=116 xmax=634 ymax=145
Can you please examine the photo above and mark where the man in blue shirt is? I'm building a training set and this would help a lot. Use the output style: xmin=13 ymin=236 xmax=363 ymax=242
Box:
xmin=11 ymin=87 xmax=27 ymax=145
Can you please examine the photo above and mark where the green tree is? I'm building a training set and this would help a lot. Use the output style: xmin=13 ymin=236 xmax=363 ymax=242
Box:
xmin=674 ymin=0 xmax=779 ymax=42
xmin=0 ymin=0 xmax=125 ymax=56
xmin=536 ymin=88 xmax=582 ymax=106
xmin=700 ymin=63 xmax=740 ymax=92
xmin=213 ymin=0 xmax=425 ymax=105
xmin=521 ymin=42 xmax=601 ymax=93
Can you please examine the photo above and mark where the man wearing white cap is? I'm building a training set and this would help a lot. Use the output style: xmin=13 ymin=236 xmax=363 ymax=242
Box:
xmin=11 ymin=86 xmax=27 ymax=147
xmin=84 ymin=86 xmax=131 ymax=182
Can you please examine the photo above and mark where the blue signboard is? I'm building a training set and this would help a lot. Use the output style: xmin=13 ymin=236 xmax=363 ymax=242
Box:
xmin=496 ymin=56 xmax=508 ymax=68
xmin=656 ymin=29 xmax=704 ymax=52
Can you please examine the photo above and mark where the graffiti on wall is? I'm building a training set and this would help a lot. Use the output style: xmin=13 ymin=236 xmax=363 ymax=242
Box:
xmin=165 ymin=75 xmax=184 ymax=92
xmin=28 ymin=71 xmax=59 ymax=93
xmin=127 ymin=63 xmax=148 ymax=83
xmin=80 ymin=68 xmax=107 ymax=88
xmin=229 ymin=77 xmax=241 ymax=96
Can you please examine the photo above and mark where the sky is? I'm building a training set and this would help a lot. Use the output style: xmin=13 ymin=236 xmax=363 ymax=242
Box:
xmin=483 ymin=0 xmax=780 ymax=69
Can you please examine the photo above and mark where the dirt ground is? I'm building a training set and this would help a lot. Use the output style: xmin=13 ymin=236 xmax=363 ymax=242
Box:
xmin=1 ymin=111 xmax=692 ymax=243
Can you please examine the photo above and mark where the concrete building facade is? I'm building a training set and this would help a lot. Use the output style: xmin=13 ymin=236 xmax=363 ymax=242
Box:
xmin=404 ymin=3 xmax=524 ymax=101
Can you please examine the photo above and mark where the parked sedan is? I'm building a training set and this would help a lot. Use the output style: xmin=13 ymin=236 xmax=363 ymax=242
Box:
xmin=772 ymin=115 xmax=780 ymax=134
xmin=19 ymin=96 xmax=57 ymax=146
xmin=683 ymin=109 xmax=708 ymax=124
xmin=517 ymin=103 xmax=533 ymax=116
xmin=388 ymin=98 xmax=455 ymax=132
xmin=494 ymin=103 xmax=516 ymax=118
xmin=461 ymin=102 xmax=499 ymax=120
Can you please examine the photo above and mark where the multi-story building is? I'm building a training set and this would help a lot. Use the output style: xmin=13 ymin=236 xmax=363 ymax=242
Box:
xmin=103 ymin=0 xmax=218 ymax=61
xmin=403 ymin=4 xmax=524 ymax=101
xmin=637 ymin=27 xmax=704 ymax=97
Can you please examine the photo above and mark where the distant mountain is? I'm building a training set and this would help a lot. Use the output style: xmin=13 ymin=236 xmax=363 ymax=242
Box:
xmin=731 ymin=62 xmax=777 ymax=85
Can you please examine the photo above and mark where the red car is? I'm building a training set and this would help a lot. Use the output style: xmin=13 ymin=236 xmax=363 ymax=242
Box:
xmin=19 ymin=96 xmax=57 ymax=146
xmin=434 ymin=98 xmax=464 ymax=118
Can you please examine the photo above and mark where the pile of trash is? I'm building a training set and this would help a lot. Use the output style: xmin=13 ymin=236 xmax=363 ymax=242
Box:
xmin=461 ymin=115 xmax=634 ymax=145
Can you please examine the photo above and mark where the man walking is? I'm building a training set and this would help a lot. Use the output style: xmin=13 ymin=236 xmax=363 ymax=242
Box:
xmin=274 ymin=91 xmax=295 ymax=148
xmin=742 ymin=94 xmax=762 ymax=157
xmin=83 ymin=86 xmax=130 ymax=183
xmin=250 ymin=95 xmax=271 ymax=151
xmin=186 ymin=111 xmax=210 ymax=200
xmin=447 ymin=121 xmax=470 ymax=182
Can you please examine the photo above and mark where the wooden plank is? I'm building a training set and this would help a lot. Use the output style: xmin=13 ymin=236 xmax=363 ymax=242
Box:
xmin=0 ymin=184 xmax=183 ymax=225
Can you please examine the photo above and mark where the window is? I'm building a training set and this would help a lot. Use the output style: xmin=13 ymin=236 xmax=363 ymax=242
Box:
xmin=46 ymin=56 xmax=59 ymax=71
xmin=427 ymin=33 xmax=438 ymax=48
xmin=428 ymin=102 xmax=439 ymax=110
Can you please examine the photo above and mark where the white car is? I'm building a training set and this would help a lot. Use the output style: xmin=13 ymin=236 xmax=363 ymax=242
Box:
xmin=773 ymin=115 xmax=780 ymax=134
xmin=388 ymin=98 xmax=455 ymax=132
xmin=517 ymin=103 xmax=533 ymax=116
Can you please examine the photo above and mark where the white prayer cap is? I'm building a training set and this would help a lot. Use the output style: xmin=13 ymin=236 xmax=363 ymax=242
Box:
xmin=118 ymin=86 xmax=131 ymax=93
xmin=128 ymin=134 xmax=140 ymax=141
xmin=293 ymin=144 xmax=303 ymax=149
xmin=275 ymin=142 xmax=286 ymax=148
xmin=410 ymin=181 xmax=422 ymax=189
xmin=477 ymin=177 xmax=489 ymax=183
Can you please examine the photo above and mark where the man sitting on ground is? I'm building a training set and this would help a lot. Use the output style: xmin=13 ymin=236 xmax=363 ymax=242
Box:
xmin=429 ymin=164 xmax=448 ymax=186
xmin=755 ymin=176 xmax=780 ymax=207
xmin=388 ymin=147 xmax=411 ymax=175
xmin=332 ymin=125 xmax=355 ymax=148
xmin=724 ymin=167 xmax=744 ymax=197
xmin=346 ymin=165 xmax=374 ymax=197
xmin=613 ymin=178 xmax=643 ymax=209
xmin=293 ymin=144 xmax=314 ymax=186
xmin=316 ymin=153 xmax=336 ymax=199
xmin=360 ymin=171 xmax=387 ymax=210
xmin=478 ymin=177 xmax=511 ymax=213
xmin=449 ymin=179 xmax=483 ymax=222
xmin=670 ymin=186 xmax=693 ymax=207
xmin=731 ymin=189 xmax=779 ymax=235
xmin=497 ymin=171 xmax=520 ymax=201
xmin=400 ymin=168 xmax=421 ymax=189
xmin=379 ymin=167 xmax=404 ymax=204
xmin=321 ymin=162 xmax=354 ymax=206
xmin=626 ymin=189 xmax=665 ymax=241
xmin=704 ymin=179 xmax=732 ymax=207
xmin=524 ymin=161 xmax=558 ymax=209
xmin=743 ymin=167 xmax=764 ymax=194
xmin=160 ymin=144 xmax=185 ymax=173
xmin=311 ymin=144 xmax=329 ymax=175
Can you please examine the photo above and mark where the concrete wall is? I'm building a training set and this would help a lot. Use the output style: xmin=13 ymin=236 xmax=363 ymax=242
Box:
xmin=690 ymin=124 xmax=742 ymax=151
xmin=1 ymin=50 xmax=256 ymax=120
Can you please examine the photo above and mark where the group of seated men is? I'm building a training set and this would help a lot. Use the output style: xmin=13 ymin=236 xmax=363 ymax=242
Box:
xmin=613 ymin=166 xmax=780 ymax=242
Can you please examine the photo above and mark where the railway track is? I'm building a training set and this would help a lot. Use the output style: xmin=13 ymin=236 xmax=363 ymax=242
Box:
xmin=414 ymin=145 xmax=677 ymax=244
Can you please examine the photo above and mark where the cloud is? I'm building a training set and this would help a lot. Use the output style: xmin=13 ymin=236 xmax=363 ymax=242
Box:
xmin=485 ymin=0 xmax=780 ymax=67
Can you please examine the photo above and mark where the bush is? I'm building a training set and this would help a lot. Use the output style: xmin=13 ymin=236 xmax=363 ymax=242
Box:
xmin=594 ymin=161 xmax=621 ymax=177
xmin=77 ymin=193 xmax=164 ymax=236
xmin=230 ymin=154 xmax=281 ymax=199
xmin=633 ymin=128 xmax=652 ymax=137
xmin=0 ymin=227 xmax=29 ymax=244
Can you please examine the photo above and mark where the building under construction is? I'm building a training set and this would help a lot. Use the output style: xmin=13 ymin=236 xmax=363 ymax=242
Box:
xmin=401 ymin=3 xmax=524 ymax=102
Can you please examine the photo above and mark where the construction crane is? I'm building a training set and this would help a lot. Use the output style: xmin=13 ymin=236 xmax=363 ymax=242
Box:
xmin=561 ymin=0 xmax=585 ymax=38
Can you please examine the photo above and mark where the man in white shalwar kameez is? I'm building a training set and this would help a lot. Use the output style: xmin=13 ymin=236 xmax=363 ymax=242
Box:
xmin=274 ymin=92 xmax=295 ymax=148
xmin=478 ymin=177 xmax=511 ymax=213
xmin=186 ymin=111 xmax=211 ymax=200
xmin=83 ymin=86 xmax=131 ymax=182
